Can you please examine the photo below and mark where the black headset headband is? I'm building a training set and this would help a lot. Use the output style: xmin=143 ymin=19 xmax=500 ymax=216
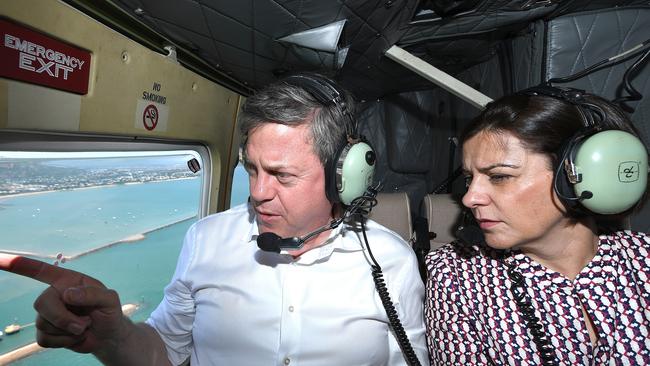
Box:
xmin=521 ymin=84 xmax=585 ymax=103
xmin=284 ymin=75 xmax=344 ymax=107
xmin=281 ymin=74 xmax=372 ymax=204
xmin=519 ymin=84 xmax=606 ymax=129
xmin=517 ymin=84 xmax=600 ymax=214
xmin=283 ymin=74 xmax=357 ymax=138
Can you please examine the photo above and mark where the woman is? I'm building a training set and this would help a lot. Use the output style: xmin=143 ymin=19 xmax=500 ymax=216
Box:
xmin=425 ymin=87 xmax=650 ymax=365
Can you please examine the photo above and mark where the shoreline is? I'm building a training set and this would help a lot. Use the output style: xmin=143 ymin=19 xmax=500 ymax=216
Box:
xmin=0 ymin=177 xmax=198 ymax=200
xmin=0 ymin=215 xmax=196 ymax=261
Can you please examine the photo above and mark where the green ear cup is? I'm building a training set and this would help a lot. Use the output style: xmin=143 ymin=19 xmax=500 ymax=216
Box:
xmin=338 ymin=142 xmax=375 ymax=205
xmin=574 ymin=130 xmax=648 ymax=214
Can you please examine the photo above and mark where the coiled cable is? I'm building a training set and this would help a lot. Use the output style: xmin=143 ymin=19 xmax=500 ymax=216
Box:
xmin=506 ymin=265 xmax=558 ymax=366
xmin=360 ymin=218 xmax=422 ymax=366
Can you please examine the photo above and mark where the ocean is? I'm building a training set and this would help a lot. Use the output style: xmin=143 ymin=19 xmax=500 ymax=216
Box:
xmin=0 ymin=178 xmax=210 ymax=365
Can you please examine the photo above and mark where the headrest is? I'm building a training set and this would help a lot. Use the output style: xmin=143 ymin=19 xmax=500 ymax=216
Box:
xmin=422 ymin=194 xmax=462 ymax=250
xmin=367 ymin=192 xmax=413 ymax=242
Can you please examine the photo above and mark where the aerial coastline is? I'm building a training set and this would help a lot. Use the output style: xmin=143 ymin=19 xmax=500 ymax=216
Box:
xmin=0 ymin=176 xmax=198 ymax=200
xmin=0 ymin=183 xmax=117 ymax=200
xmin=0 ymin=157 xmax=199 ymax=198
xmin=0 ymin=171 xmax=202 ymax=366
xmin=0 ymin=215 xmax=195 ymax=261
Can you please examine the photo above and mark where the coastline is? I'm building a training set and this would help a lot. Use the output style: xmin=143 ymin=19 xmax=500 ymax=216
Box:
xmin=0 ymin=184 xmax=113 ymax=200
xmin=0 ymin=177 xmax=197 ymax=200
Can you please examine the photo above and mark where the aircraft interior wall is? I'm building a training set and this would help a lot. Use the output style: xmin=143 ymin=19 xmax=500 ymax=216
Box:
xmin=357 ymin=47 xmax=505 ymax=223
xmin=358 ymin=4 xmax=650 ymax=233
xmin=0 ymin=0 xmax=243 ymax=212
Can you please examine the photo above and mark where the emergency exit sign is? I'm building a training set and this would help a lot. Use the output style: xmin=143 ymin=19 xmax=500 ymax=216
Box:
xmin=0 ymin=19 xmax=91 ymax=94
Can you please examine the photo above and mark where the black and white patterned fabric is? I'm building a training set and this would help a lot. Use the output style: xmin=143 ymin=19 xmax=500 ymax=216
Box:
xmin=425 ymin=231 xmax=650 ymax=365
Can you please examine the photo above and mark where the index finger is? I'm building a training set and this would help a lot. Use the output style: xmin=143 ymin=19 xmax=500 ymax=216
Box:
xmin=0 ymin=253 xmax=84 ymax=286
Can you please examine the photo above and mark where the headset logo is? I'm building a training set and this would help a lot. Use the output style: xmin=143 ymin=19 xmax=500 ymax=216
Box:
xmin=618 ymin=161 xmax=640 ymax=183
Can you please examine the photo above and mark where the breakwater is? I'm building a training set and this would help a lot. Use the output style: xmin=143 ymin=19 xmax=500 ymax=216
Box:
xmin=0 ymin=215 xmax=195 ymax=262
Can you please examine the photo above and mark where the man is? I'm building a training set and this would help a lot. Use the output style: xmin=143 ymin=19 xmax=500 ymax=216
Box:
xmin=0 ymin=74 xmax=426 ymax=365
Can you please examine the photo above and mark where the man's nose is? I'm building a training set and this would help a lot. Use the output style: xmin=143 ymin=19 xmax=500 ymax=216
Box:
xmin=249 ymin=173 xmax=276 ymax=202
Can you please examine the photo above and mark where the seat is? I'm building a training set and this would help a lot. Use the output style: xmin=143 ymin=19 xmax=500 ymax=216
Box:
xmin=422 ymin=194 xmax=463 ymax=251
xmin=367 ymin=192 xmax=413 ymax=243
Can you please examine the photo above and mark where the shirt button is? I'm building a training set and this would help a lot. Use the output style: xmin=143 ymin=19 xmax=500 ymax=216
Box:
xmin=284 ymin=357 xmax=291 ymax=365
xmin=288 ymin=306 xmax=295 ymax=312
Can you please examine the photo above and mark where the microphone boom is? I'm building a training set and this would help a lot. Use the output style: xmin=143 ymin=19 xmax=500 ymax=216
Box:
xmin=256 ymin=183 xmax=382 ymax=253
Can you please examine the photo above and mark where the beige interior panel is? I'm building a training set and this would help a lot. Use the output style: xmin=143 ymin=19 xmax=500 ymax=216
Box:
xmin=0 ymin=0 xmax=242 ymax=212
xmin=8 ymin=82 xmax=81 ymax=130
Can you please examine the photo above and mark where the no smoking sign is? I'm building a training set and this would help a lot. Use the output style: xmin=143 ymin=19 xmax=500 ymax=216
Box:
xmin=143 ymin=104 xmax=158 ymax=130
xmin=134 ymin=100 xmax=168 ymax=132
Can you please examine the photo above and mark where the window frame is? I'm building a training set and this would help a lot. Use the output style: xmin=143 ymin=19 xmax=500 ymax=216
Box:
xmin=0 ymin=130 xmax=212 ymax=218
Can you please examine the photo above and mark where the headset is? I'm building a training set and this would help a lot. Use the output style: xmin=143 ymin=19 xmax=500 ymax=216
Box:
xmin=281 ymin=74 xmax=376 ymax=206
xmin=520 ymin=84 xmax=648 ymax=215
xmin=256 ymin=74 xmax=422 ymax=366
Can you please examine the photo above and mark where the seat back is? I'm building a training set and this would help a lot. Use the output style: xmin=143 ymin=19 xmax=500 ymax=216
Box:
xmin=368 ymin=192 xmax=413 ymax=243
xmin=422 ymin=194 xmax=463 ymax=250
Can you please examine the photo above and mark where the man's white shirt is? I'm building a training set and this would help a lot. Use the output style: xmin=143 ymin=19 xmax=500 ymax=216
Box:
xmin=147 ymin=203 xmax=426 ymax=365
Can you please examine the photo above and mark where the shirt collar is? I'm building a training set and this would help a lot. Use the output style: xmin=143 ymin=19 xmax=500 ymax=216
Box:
xmin=245 ymin=213 xmax=363 ymax=264
xmin=293 ymin=223 xmax=364 ymax=265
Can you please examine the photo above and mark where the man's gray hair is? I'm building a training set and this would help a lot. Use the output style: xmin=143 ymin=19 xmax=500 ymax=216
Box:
xmin=238 ymin=75 xmax=355 ymax=167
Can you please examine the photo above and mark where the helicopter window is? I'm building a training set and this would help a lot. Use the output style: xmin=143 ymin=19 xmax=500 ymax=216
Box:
xmin=229 ymin=162 xmax=249 ymax=207
xmin=0 ymin=137 xmax=207 ymax=365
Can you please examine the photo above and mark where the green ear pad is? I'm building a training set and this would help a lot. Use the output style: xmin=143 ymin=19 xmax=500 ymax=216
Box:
xmin=337 ymin=142 xmax=375 ymax=205
xmin=574 ymin=130 xmax=648 ymax=214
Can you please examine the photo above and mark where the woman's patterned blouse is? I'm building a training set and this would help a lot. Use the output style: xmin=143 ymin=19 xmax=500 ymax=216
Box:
xmin=425 ymin=231 xmax=650 ymax=365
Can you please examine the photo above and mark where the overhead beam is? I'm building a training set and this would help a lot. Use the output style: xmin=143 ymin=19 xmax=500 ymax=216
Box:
xmin=385 ymin=45 xmax=493 ymax=109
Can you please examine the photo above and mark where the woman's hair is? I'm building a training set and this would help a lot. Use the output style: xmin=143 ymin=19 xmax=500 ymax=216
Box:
xmin=461 ymin=92 xmax=640 ymax=170
xmin=462 ymin=90 xmax=647 ymax=219
xmin=238 ymin=74 xmax=355 ymax=167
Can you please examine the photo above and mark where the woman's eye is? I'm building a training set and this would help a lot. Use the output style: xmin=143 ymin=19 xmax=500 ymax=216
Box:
xmin=463 ymin=176 xmax=472 ymax=187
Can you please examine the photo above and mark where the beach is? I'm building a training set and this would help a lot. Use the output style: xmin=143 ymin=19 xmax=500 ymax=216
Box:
xmin=0 ymin=176 xmax=198 ymax=201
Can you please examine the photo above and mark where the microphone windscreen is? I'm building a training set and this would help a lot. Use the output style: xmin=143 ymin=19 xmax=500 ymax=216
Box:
xmin=579 ymin=190 xmax=593 ymax=199
xmin=257 ymin=232 xmax=282 ymax=253
xmin=456 ymin=225 xmax=485 ymax=245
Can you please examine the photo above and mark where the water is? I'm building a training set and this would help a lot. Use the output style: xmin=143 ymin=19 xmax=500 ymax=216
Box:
xmin=0 ymin=179 xmax=202 ymax=365
xmin=0 ymin=180 xmax=200 ymax=256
